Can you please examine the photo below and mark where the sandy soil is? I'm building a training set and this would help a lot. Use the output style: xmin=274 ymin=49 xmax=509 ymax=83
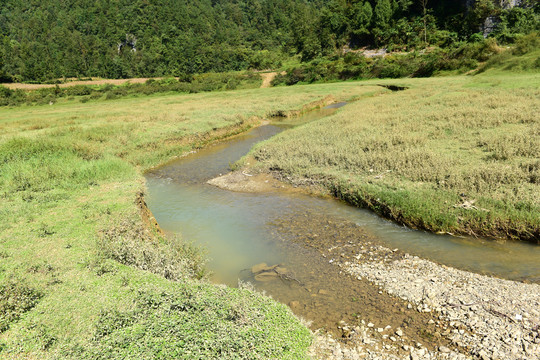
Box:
xmin=2 ymin=78 xmax=170 ymax=91
xmin=259 ymin=72 xmax=285 ymax=88
xmin=207 ymin=171 xmax=290 ymax=192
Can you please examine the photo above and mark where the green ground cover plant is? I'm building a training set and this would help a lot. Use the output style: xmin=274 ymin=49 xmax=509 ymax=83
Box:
xmin=273 ymin=34 xmax=540 ymax=85
xmin=0 ymin=83 xmax=380 ymax=358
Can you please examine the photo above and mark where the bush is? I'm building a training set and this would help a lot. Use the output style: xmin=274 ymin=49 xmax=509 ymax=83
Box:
xmin=170 ymin=82 xmax=192 ymax=93
xmin=0 ymin=85 xmax=13 ymax=98
xmin=493 ymin=8 xmax=540 ymax=43
xmin=285 ymin=68 xmax=306 ymax=85
xmin=97 ymin=218 xmax=209 ymax=281
xmin=89 ymin=92 xmax=102 ymax=100
xmin=477 ymin=33 xmax=540 ymax=73
xmin=104 ymin=91 xmax=119 ymax=100
xmin=65 ymin=85 xmax=92 ymax=96
xmin=0 ymin=280 xmax=43 ymax=332
xmin=512 ymin=32 xmax=540 ymax=56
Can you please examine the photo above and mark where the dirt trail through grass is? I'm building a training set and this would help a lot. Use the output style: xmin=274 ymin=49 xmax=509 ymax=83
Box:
xmin=260 ymin=72 xmax=282 ymax=88
xmin=2 ymin=78 xmax=167 ymax=90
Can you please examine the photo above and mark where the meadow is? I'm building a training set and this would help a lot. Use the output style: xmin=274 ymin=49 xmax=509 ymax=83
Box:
xmin=0 ymin=82 xmax=383 ymax=358
xmin=248 ymin=67 xmax=540 ymax=242
xmin=0 ymin=44 xmax=538 ymax=358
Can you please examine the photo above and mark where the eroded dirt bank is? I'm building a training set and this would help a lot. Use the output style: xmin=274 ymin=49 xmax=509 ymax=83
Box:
xmin=208 ymin=170 xmax=540 ymax=360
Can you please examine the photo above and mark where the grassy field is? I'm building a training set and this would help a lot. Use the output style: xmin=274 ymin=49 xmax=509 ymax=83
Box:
xmin=0 ymin=83 xmax=385 ymax=358
xmin=247 ymin=63 xmax=540 ymax=242
xmin=1 ymin=42 xmax=538 ymax=358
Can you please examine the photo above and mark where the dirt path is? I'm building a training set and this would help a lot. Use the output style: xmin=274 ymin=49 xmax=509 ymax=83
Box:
xmin=5 ymin=72 xmax=280 ymax=91
xmin=1 ymin=78 xmax=168 ymax=91
xmin=260 ymin=72 xmax=280 ymax=88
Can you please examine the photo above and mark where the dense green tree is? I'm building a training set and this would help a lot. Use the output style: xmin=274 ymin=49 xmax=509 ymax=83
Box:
xmin=350 ymin=1 xmax=373 ymax=39
xmin=493 ymin=6 xmax=540 ymax=41
xmin=0 ymin=0 xmax=537 ymax=81
xmin=374 ymin=0 xmax=394 ymax=28
xmin=373 ymin=0 xmax=395 ymax=45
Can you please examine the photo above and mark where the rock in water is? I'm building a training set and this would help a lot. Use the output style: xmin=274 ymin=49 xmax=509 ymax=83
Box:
xmin=251 ymin=263 xmax=269 ymax=274
xmin=254 ymin=272 xmax=277 ymax=282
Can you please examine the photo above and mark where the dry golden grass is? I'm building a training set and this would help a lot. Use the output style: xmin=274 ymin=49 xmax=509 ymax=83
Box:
xmin=1 ymin=78 xmax=162 ymax=91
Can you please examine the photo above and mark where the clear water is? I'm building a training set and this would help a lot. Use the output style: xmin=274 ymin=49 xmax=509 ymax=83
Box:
xmin=145 ymin=108 xmax=540 ymax=288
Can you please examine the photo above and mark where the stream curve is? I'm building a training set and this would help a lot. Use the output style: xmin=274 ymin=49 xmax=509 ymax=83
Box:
xmin=144 ymin=104 xmax=540 ymax=338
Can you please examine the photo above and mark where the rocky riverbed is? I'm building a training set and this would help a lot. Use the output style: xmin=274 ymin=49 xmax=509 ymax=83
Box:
xmin=208 ymin=171 xmax=540 ymax=359
xmin=270 ymin=212 xmax=539 ymax=360
xmin=342 ymin=247 xmax=539 ymax=359
xmin=308 ymin=231 xmax=540 ymax=360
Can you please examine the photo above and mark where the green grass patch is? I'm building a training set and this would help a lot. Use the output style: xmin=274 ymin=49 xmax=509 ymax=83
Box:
xmin=0 ymin=83 xmax=381 ymax=358
xmin=0 ymin=281 xmax=43 ymax=333
xmin=62 ymin=284 xmax=310 ymax=359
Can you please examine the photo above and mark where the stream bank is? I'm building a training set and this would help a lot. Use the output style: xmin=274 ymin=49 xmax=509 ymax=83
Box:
xmin=209 ymin=170 xmax=540 ymax=359
xmin=272 ymin=210 xmax=540 ymax=360
xmin=206 ymin=159 xmax=540 ymax=359
xmin=146 ymin=100 xmax=539 ymax=360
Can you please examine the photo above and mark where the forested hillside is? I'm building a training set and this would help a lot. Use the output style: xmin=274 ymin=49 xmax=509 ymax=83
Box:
xmin=0 ymin=0 xmax=538 ymax=82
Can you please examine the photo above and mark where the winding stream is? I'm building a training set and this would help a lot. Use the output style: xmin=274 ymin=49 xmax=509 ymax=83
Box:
xmin=145 ymin=104 xmax=540 ymax=333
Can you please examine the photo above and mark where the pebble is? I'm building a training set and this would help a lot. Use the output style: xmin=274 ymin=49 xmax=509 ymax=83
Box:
xmin=308 ymin=239 xmax=540 ymax=360
xmin=439 ymin=346 xmax=451 ymax=353
xmin=341 ymin=240 xmax=540 ymax=360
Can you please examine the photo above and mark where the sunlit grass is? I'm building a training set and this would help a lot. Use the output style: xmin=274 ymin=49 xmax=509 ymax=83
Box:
xmin=0 ymin=83 xmax=380 ymax=358
xmin=249 ymin=73 xmax=540 ymax=241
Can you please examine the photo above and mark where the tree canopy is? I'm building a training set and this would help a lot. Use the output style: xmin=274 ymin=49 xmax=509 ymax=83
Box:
xmin=0 ymin=0 xmax=537 ymax=81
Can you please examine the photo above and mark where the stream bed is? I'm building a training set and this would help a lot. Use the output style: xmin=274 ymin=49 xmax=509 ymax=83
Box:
xmin=145 ymin=105 xmax=539 ymax=338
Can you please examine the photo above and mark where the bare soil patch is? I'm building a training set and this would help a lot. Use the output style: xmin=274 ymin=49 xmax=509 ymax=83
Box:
xmin=2 ymin=78 xmax=168 ymax=91
xmin=207 ymin=171 xmax=292 ymax=193
xmin=259 ymin=72 xmax=285 ymax=88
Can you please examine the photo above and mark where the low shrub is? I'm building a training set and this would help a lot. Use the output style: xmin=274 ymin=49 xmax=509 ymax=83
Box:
xmin=65 ymin=85 xmax=92 ymax=96
xmin=0 ymin=280 xmax=43 ymax=332
xmin=97 ymin=218 xmax=209 ymax=281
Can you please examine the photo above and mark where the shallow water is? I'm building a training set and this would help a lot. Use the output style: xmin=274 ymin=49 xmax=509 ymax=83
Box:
xmin=145 ymin=105 xmax=540 ymax=331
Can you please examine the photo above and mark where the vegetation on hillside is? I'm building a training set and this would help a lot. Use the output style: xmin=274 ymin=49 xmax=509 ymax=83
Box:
xmin=0 ymin=0 xmax=538 ymax=82
xmin=272 ymin=31 xmax=540 ymax=85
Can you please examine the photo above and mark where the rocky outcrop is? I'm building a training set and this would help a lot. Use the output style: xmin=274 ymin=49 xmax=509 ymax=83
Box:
xmin=464 ymin=0 xmax=523 ymax=9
